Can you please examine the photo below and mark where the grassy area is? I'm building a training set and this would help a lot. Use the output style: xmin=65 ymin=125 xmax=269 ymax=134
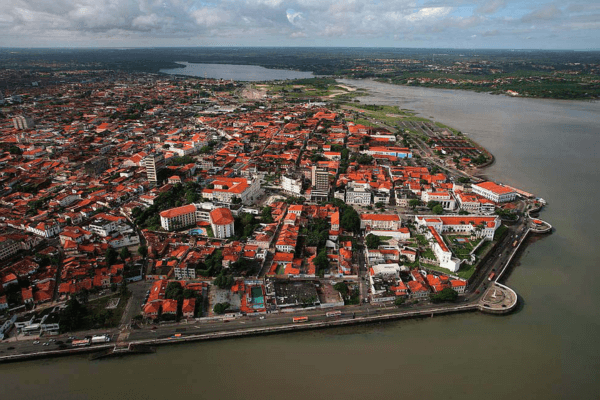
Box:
xmin=421 ymin=248 xmax=436 ymax=260
xmin=416 ymin=235 xmax=428 ymax=246
xmin=276 ymin=265 xmax=284 ymax=275
xmin=444 ymin=235 xmax=481 ymax=260
xmin=494 ymin=225 xmax=508 ymax=241
xmin=474 ymin=241 xmax=493 ymax=257
xmin=421 ymin=261 xmax=476 ymax=280
xmin=86 ymin=292 xmax=131 ymax=328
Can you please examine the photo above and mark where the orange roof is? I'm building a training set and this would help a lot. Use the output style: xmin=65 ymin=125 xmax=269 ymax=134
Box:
xmin=210 ymin=208 xmax=234 ymax=225
xmin=160 ymin=204 xmax=197 ymax=219
xmin=474 ymin=181 xmax=514 ymax=195
xmin=361 ymin=213 xmax=400 ymax=221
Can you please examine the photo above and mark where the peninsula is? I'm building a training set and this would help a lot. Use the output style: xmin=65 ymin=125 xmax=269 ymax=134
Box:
xmin=0 ymin=72 xmax=550 ymax=362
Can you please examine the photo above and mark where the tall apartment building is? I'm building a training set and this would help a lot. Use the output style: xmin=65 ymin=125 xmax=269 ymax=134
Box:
xmin=144 ymin=153 xmax=165 ymax=185
xmin=311 ymin=166 xmax=329 ymax=191
xmin=13 ymin=115 xmax=35 ymax=130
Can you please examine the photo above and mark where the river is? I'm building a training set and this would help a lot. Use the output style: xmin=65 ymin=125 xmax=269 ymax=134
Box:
xmin=2 ymin=80 xmax=599 ymax=400
xmin=160 ymin=62 xmax=315 ymax=81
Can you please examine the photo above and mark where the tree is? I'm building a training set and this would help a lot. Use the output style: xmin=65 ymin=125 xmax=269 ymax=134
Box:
xmin=431 ymin=288 xmax=458 ymax=303
xmin=119 ymin=279 xmax=129 ymax=296
xmin=165 ymin=281 xmax=184 ymax=300
xmin=105 ymin=247 xmax=118 ymax=266
xmin=333 ymin=282 xmax=349 ymax=296
xmin=138 ymin=245 xmax=148 ymax=258
xmin=59 ymin=298 xmax=87 ymax=332
xmin=213 ymin=302 xmax=230 ymax=314
xmin=313 ymin=248 xmax=329 ymax=272
xmin=340 ymin=206 xmax=360 ymax=233
xmin=409 ymin=199 xmax=420 ymax=209
xmin=365 ymin=234 xmax=381 ymax=249
xmin=432 ymin=204 xmax=444 ymax=215
xmin=120 ymin=247 xmax=131 ymax=262
xmin=394 ymin=297 xmax=405 ymax=307
xmin=261 ymin=206 xmax=274 ymax=223
xmin=214 ymin=273 xmax=234 ymax=289
xmin=427 ymin=200 xmax=440 ymax=210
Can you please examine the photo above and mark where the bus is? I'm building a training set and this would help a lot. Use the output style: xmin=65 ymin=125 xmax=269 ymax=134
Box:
xmin=488 ymin=272 xmax=496 ymax=281
xmin=292 ymin=316 xmax=309 ymax=323
xmin=326 ymin=311 xmax=342 ymax=318
xmin=72 ymin=339 xmax=90 ymax=347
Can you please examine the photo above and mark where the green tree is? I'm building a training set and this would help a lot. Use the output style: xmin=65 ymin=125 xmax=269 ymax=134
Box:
xmin=409 ymin=199 xmax=420 ymax=209
xmin=394 ymin=297 xmax=405 ymax=306
xmin=313 ymin=248 xmax=330 ymax=272
xmin=214 ymin=273 xmax=234 ymax=289
xmin=427 ymin=200 xmax=440 ymax=210
xmin=120 ymin=247 xmax=131 ymax=262
xmin=106 ymin=247 xmax=119 ymax=266
xmin=432 ymin=204 xmax=444 ymax=215
xmin=340 ymin=207 xmax=360 ymax=233
xmin=365 ymin=234 xmax=381 ymax=249
xmin=137 ymin=245 xmax=148 ymax=258
xmin=119 ymin=279 xmax=129 ymax=296
xmin=431 ymin=288 xmax=458 ymax=303
xmin=165 ymin=281 xmax=184 ymax=300
xmin=213 ymin=302 xmax=230 ymax=314
xmin=261 ymin=206 xmax=274 ymax=223
xmin=333 ymin=282 xmax=349 ymax=296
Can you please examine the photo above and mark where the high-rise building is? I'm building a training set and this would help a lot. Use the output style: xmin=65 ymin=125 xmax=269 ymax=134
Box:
xmin=144 ymin=153 xmax=165 ymax=185
xmin=311 ymin=166 xmax=329 ymax=191
xmin=13 ymin=115 xmax=35 ymax=130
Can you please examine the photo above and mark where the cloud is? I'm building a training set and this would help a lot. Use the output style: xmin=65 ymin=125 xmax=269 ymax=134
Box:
xmin=475 ymin=0 xmax=506 ymax=15
xmin=522 ymin=5 xmax=563 ymax=23
xmin=0 ymin=0 xmax=598 ymax=48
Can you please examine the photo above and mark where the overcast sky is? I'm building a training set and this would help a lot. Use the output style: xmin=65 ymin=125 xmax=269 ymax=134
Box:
xmin=1 ymin=0 xmax=598 ymax=49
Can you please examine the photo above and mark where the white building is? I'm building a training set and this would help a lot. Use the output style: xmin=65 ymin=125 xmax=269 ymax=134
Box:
xmin=345 ymin=182 xmax=372 ymax=205
xmin=360 ymin=213 xmax=401 ymax=231
xmin=421 ymin=191 xmax=456 ymax=211
xmin=415 ymin=215 xmax=501 ymax=241
xmin=471 ymin=181 xmax=517 ymax=203
xmin=425 ymin=226 xmax=461 ymax=272
xmin=209 ymin=208 xmax=235 ymax=239
xmin=160 ymin=204 xmax=197 ymax=231
xmin=281 ymin=174 xmax=303 ymax=196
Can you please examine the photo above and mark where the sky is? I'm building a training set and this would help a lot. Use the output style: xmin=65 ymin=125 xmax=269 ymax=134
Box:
xmin=0 ymin=0 xmax=598 ymax=49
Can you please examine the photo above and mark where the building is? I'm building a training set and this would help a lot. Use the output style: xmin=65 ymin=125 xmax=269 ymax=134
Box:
xmin=360 ymin=213 xmax=401 ymax=231
xmin=281 ymin=173 xmax=303 ymax=196
xmin=426 ymin=226 xmax=461 ymax=272
xmin=160 ymin=204 xmax=197 ymax=231
xmin=209 ymin=208 xmax=235 ymax=239
xmin=421 ymin=191 xmax=456 ymax=210
xmin=471 ymin=181 xmax=517 ymax=203
xmin=13 ymin=115 xmax=35 ymax=130
xmin=311 ymin=166 xmax=329 ymax=191
xmin=0 ymin=237 xmax=20 ymax=260
xmin=345 ymin=183 xmax=372 ymax=205
xmin=84 ymin=156 xmax=109 ymax=178
xmin=415 ymin=215 xmax=501 ymax=241
xmin=202 ymin=176 xmax=261 ymax=205
xmin=143 ymin=153 xmax=166 ymax=185
xmin=362 ymin=146 xmax=412 ymax=159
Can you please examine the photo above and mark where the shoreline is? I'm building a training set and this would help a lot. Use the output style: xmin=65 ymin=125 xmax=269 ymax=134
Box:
xmin=0 ymin=289 xmax=518 ymax=364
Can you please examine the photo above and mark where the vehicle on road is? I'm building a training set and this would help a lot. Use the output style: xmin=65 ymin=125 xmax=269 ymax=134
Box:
xmin=33 ymin=341 xmax=40 ymax=345
xmin=292 ymin=316 xmax=309 ymax=323
xmin=326 ymin=311 xmax=342 ymax=318
xmin=91 ymin=335 xmax=111 ymax=344
xmin=488 ymin=272 xmax=496 ymax=281
xmin=72 ymin=339 xmax=91 ymax=347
